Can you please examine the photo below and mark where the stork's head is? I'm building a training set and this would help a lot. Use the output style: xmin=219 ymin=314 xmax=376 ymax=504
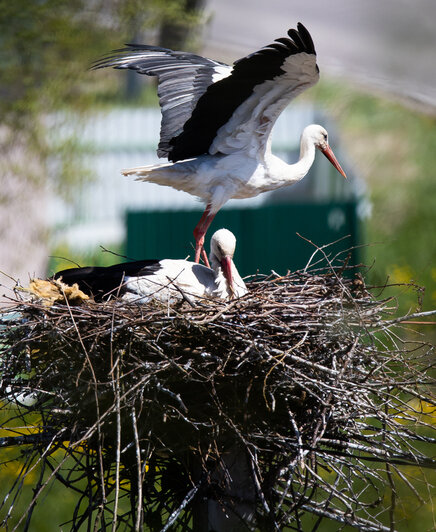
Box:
xmin=304 ymin=124 xmax=347 ymax=178
xmin=209 ymin=228 xmax=237 ymax=296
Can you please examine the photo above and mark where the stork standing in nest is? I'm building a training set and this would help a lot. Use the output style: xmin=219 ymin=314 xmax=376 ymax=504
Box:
xmin=94 ymin=23 xmax=346 ymax=266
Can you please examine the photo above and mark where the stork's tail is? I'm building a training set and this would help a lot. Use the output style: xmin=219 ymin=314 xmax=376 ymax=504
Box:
xmin=121 ymin=160 xmax=197 ymax=192
xmin=122 ymin=162 xmax=175 ymax=181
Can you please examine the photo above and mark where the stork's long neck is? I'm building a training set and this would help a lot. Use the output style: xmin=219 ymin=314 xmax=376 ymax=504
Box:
xmin=209 ymin=253 xmax=220 ymax=277
xmin=289 ymin=132 xmax=317 ymax=182
xmin=209 ymin=252 xmax=231 ymax=297
xmin=266 ymin=131 xmax=316 ymax=187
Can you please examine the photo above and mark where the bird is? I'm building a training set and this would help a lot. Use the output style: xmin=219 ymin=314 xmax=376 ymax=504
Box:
xmin=93 ymin=23 xmax=346 ymax=266
xmin=53 ymin=229 xmax=247 ymax=303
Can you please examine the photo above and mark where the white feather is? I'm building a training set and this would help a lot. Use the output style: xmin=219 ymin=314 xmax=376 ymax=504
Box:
xmin=122 ymin=229 xmax=247 ymax=303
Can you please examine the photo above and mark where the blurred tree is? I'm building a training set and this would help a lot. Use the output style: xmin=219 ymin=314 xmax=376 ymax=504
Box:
xmin=0 ymin=0 xmax=204 ymax=286
xmin=158 ymin=0 xmax=206 ymax=49
xmin=121 ymin=0 xmax=206 ymax=98
xmin=0 ymin=0 xmax=205 ymax=194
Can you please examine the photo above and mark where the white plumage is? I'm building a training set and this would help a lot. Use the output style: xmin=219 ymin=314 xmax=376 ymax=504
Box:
xmin=94 ymin=23 xmax=346 ymax=265
xmin=55 ymin=229 xmax=247 ymax=303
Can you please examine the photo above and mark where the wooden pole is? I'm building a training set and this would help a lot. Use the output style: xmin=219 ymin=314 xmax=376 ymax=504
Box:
xmin=192 ymin=446 xmax=257 ymax=531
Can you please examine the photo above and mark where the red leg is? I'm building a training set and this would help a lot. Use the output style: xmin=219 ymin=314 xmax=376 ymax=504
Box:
xmin=193 ymin=204 xmax=216 ymax=265
xmin=200 ymin=247 xmax=210 ymax=268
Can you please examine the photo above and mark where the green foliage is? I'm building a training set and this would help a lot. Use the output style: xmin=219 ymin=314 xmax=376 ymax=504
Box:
xmin=312 ymin=80 xmax=436 ymax=312
xmin=47 ymin=242 xmax=126 ymax=276
xmin=0 ymin=0 xmax=203 ymax=198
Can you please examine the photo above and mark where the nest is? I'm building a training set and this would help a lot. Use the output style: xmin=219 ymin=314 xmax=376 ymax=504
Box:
xmin=1 ymin=259 xmax=436 ymax=531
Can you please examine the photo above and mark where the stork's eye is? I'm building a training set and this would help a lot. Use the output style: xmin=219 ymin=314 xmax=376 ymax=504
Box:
xmin=323 ymin=133 xmax=328 ymax=141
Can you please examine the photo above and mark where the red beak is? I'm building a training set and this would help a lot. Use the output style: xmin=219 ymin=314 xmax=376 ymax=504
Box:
xmin=320 ymin=145 xmax=347 ymax=178
xmin=221 ymin=256 xmax=234 ymax=296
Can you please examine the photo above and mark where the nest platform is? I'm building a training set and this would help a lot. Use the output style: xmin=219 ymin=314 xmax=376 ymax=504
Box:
xmin=1 ymin=264 xmax=435 ymax=531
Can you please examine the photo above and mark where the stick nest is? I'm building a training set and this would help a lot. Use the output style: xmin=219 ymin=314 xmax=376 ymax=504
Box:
xmin=1 ymin=263 xmax=435 ymax=531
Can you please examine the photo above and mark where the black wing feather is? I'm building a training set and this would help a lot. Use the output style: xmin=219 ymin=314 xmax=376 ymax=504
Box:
xmin=54 ymin=260 xmax=161 ymax=301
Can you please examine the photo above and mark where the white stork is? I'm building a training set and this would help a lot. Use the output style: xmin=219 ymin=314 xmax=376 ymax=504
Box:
xmin=54 ymin=229 xmax=247 ymax=302
xmin=93 ymin=23 xmax=346 ymax=266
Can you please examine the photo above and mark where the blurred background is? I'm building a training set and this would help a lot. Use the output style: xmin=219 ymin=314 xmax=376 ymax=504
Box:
xmin=2 ymin=0 xmax=436 ymax=314
xmin=1 ymin=1 xmax=436 ymax=528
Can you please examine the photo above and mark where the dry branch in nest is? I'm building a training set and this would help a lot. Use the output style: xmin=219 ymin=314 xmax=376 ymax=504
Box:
xmin=0 ymin=259 xmax=436 ymax=531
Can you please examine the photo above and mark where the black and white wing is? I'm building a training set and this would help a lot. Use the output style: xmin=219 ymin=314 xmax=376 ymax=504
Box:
xmin=93 ymin=46 xmax=231 ymax=159
xmin=170 ymin=24 xmax=318 ymax=160
xmin=196 ymin=23 xmax=320 ymax=158
xmin=54 ymin=260 xmax=219 ymax=301
xmin=94 ymin=23 xmax=318 ymax=162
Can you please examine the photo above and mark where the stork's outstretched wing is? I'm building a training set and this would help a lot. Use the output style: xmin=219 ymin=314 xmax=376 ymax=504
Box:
xmin=93 ymin=47 xmax=231 ymax=159
xmin=209 ymin=24 xmax=319 ymax=158
xmin=93 ymin=23 xmax=318 ymax=162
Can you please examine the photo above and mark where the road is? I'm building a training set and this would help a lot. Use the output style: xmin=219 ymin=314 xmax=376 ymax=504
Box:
xmin=203 ymin=0 xmax=436 ymax=113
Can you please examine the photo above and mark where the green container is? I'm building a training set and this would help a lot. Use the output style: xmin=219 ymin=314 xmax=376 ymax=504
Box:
xmin=126 ymin=202 xmax=360 ymax=277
